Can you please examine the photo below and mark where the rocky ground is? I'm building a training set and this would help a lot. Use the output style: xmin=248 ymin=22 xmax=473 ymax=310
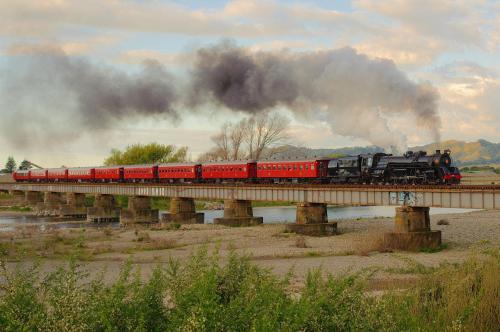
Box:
xmin=1 ymin=208 xmax=498 ymax=290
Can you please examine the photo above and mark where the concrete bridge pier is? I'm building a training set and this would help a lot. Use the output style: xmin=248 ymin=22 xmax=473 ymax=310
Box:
xmin=285 ymin=203 xmax=337 ymax=236
xmin=25 ymin=191 xmax=43 ymax=207
xmin=8 ymin=190 xmax=25 ymax=205
xmin=161 ymin=197 xmax=204 ymax=224
xmin=384 ymin=206 xmax=441 ymax=251
xmin=87 ymin=194 xmax=120 ymax=223
xmin=59 ymin=193 xmax=87 ymax=218
xmin=120 ymin=196 xmax=159 ymax=226
xmin=214 ymin=200 xmax=263 ymax=227
xmin=36 ymin=192 xmax=64 ymax=216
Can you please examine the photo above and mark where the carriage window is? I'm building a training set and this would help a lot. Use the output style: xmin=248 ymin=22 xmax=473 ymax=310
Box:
xmin=293 ymin=165 xmax=297 ymax=170
xmin=305 ymin=165 xmax=309 ymax=170
xmin=300 ymin=165 xmax=303 ymax=170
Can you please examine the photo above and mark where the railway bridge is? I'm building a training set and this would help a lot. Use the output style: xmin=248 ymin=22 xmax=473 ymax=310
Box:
xmin=1 ymin=182 xmax=499 ymax=250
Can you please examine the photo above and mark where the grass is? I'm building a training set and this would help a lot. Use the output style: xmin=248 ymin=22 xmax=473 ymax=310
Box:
xmin=420 ymin=243 xmax=449 ymax=253
xmin=385 ymin=256 xmax=437 ymax=275
xmin=0 ymin=192 xmax=13 ymax=200
xmin=0 ymin=206 xmax=32 ymax=212
xmin=0 ymin=247 xmax=498 ymax=331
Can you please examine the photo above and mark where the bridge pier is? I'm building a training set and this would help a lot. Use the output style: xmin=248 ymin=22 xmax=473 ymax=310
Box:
xmin=59 ymin=193 xmax=87 ymax=218
xmin=286 ymin=203 xmax=337 ymax=236
xmin=25 ymin=191 xmax=43 ymax=207
xmin=35 ymin=192 xmax=64 ymax=216
xmin=214 ymin=200 xmax=263 ymax=227
xmin=120 ymin=196 xmax=159 ymax=226
xmin=384 ymin=206 xmax=441 ymax=251
xmin=87 ymin=194 xmax=120 ymax=222
xmin=8 ymin=190 xmax=25 ymax=205
xmin=161 ymin=197 xmax=204 ymax=224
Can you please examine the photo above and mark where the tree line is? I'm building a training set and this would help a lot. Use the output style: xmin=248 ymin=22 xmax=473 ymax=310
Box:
xmin=1 ymin=157 xmax=32 ymax=173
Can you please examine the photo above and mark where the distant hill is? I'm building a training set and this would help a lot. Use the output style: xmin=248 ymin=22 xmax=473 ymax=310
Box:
xmin=412 ymin=140 xmax=500 ymax=166
xmin=268 ymin=140 xmax=500 ymax=166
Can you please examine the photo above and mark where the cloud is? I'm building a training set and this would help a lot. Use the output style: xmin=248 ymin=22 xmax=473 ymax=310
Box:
xmin=428 ymin=61 xmax=500 ymax=142
xmin=354 ymin=0 xmax=486 ymax=47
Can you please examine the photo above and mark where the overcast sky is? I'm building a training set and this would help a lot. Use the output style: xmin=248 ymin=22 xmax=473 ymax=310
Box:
xmin=1 ymin=0 xmax=499 ymax=167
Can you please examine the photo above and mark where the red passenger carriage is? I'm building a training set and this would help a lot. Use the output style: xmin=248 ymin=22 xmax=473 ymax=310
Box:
xmin=30 ymin=169 xmax=48 ymax=182
xmin=13 ymin=170 xmax=30 ymax=182
xmin=47 ymin=168 xmax=68 ymax=182
xmin=95 ymin=167 xmax=123 ymax=182
xmin=157 ymin=163 xmax=201 ymax=182
xmin=123 ymin=165 xmax=157 ymax=182
xmin=68 ymin=167 xmax=95 ymax=182
xmin=256 ymin=159 xmax=329 ymax=182
xmin=202 ymin=161 xmax=256 ymax=181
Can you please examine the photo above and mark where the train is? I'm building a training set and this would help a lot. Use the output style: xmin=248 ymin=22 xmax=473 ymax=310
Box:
xmin=12 ymin=149 xmax=461 ymax=185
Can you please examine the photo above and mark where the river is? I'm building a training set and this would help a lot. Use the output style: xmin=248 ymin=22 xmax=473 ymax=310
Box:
xmin=0 ymin=206 xmax=479 ymax=232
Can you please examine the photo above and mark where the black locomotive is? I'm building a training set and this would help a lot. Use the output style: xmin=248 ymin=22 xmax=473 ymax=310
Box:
xmin=328 ymin=150 xmax=461 ymax=184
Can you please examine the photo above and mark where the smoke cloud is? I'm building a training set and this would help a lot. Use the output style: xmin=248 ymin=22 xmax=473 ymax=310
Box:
xmin=0 ymin=42 xmax=441 ymax=152
xmin=0 ymin=46 xmax=178 ymax=147
xmin=189 ymin=42 xmax=441 ymax=150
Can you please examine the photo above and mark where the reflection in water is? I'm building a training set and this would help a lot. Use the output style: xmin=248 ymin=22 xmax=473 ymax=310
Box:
xmin=0 ymin=206 xmax=479 ymax=231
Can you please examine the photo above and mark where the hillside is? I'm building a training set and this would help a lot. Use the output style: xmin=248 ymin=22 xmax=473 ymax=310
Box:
xmin=270 ymin=140 xmax=500 ymax=166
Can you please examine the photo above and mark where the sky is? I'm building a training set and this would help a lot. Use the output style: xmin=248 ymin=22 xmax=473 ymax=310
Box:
xmin=0 ymin=0 xmax=499 ymax=167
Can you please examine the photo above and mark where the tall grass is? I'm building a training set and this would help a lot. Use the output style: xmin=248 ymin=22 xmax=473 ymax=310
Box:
xmin=0 ymin=248 xmax=498 ymax=331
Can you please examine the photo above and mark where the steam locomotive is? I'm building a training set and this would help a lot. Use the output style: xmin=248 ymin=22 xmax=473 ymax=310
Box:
xmin=13 ymin=149 xmax=461 ymax=185
xmin=328 ymin=149 xmax=461 ymax=184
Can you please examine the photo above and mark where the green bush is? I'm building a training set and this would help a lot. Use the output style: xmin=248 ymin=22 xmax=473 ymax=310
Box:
xmin=0 ymin=248 xmax=498 ymax=331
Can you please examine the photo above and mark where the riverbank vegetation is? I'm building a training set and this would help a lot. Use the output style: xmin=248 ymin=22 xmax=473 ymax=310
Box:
xmin=0 ymin=247 xmax=498 ymax=331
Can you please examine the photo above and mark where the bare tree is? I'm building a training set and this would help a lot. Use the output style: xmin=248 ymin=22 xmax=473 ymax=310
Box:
xmin=244 ymin=113 xmax=290 ymax=159
xmin=199 ymin=112 xmax=290 ymax=161
xmin=210 ymin=123 xmax=230 ymax=160
xmin=229 ymin=120 xmax=246 ymax=160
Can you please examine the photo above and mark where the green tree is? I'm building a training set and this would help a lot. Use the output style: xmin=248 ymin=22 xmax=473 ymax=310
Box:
xmin=104 ymin=143 xmax=188 ymax=166
xmin=18 ymin=160 xmax=32 ymax=170
xmin=3 ymin=156 xmax=16 ymax=173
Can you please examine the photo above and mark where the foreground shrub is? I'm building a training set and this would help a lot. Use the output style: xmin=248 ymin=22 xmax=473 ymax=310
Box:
xmin=0 ymin=248 xmax=498 ymax=331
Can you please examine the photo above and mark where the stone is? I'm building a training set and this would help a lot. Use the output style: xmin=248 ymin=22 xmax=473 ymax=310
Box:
xmin=161 ymin=197 xmax=204 ymax=224
xmin=59 ymin=193 xmax=87 ymax=217
xmin=120 ymin=196 xmax=159 ymax=225
xmin=384 ymin=206 xmax=442 ymax=251
xmin=296 ymin=203 xmax=328 ymax=224
xmin=25 ymin=191 xmax=43 ymax=207
xmin=285 ymin=202 xmax=336 ymax=236
xmin=87 ymin=194 xmax=120 ymax=222
xmin=35 ymin=192 xmax=64 ymax=216
xmin=213 ymin=200 xmax=263 ymax=227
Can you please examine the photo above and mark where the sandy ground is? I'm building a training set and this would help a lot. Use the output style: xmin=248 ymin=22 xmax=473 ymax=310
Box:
xmin=1 ymin=209 xmax=498 ymax=289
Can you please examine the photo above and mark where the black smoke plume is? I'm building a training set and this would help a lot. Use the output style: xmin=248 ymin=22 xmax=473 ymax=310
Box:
xmin=0 ymin=42 xmax=441 ymax=151
xmin=189 ymin=42 xmax=441 ymax=150
xmin=0 ymin=46 xmax=177 ymax=147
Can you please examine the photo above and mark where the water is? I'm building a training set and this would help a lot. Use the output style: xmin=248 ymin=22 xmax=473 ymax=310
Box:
xmin=198 ymin=206 xmax=479 ymax=224
xmin=0 ymin=206 xmax=479 ymax=231
xmin=0 ymin=215 xmax=119 ymax=232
